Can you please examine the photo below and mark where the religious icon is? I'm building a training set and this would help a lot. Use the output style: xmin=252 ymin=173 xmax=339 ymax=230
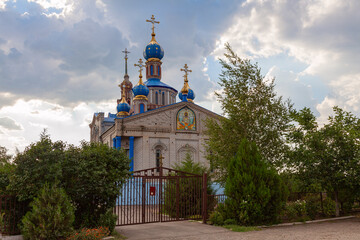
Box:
xmin=177 ymin=107 xmax=196 ymax=130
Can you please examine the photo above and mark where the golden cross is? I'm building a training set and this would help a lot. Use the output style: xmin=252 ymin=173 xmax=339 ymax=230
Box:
xmin=134 ymin=58 xmax=145 ymax=76
xmin=146 ymin=15 xmax=160 ymax=35
xmin=159 ymin=153 xmax=164 ymax=168
xmin=180 ymin=64 xmax=192 ymax=82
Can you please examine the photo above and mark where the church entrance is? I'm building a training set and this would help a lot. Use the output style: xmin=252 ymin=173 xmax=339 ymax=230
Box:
xmin=114 ymin=167 xmax=208 ymax=226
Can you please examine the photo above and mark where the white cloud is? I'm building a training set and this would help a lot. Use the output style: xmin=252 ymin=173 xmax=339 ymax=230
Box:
xmin=212 ymin=0 xmax=360 ymax=123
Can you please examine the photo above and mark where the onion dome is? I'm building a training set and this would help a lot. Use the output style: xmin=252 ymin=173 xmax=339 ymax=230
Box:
xmin=117 ymin=85 xmax=130 ymax=117
xmin=144 ymin=15 xmax=164 ymax=60
xmin=179 ymin=88 xmax=195 ymax=103
xmin=143 ymin=36 xmax=164 ymax=60
xmin=133 ymin=58 xmax=149 ymax=101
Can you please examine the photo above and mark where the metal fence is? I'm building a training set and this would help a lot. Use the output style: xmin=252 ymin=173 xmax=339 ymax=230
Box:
xmin=0 ymin=195 xmax=25 ymax=235
xmin=114 ymin=167 xmax=207 ymax=226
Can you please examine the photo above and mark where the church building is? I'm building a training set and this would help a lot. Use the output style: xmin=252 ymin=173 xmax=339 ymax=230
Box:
xmin=89 ymin=15 xmax=220 ymax=171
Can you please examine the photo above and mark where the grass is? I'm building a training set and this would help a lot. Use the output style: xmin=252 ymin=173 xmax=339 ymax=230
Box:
xmin=222 ymin=225 xmax=261 ymax=232
xmin=111 ymin=230 xmax=127 ymax=239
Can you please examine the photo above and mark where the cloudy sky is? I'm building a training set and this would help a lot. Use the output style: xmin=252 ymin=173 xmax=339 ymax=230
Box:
xmin=0 ymin=0 xmax=359 ymax=154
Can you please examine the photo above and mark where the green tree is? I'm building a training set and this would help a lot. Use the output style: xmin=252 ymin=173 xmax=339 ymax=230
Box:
xmin=0 ymin=146 xmax=15 ymax=193
xmin=288 ymin=106 xmax=360 ymax=216
xmin=21 ymin=184 xmax=74 ymax=240
xmin=62 ymin=141 xmax=130 ymax=228
xmin=224 ymin=138 xmax=287 ymax=225
xmin=8 ymin=131 xmax=130 ymax=228
xmin=205 ymin=43 xmax=292 ymax=183
xmin=9 ymin=130 xmax=66 ymax=201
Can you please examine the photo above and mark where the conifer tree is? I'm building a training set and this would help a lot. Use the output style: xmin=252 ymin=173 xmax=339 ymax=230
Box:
xmin=21 ymin=184 xmax=74 ymax=240
xmin=225 ymin=138 xmax=287 ymax=225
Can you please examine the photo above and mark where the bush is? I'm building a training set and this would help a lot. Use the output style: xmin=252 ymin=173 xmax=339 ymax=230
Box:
xmin=224 ymin=138 xmax=287 ymax=225
xmin=98 ymin=209 xmax=117 ymax=234
xmin=66 ymin=227 xmax=110 ymax=240
xmin=209 ymin=210 xmax=224 ymax=226
xmin=21 ymin=184 xmax=74 ymax=240
xmin=283 ymin=200 xmax=307 ymax=221
xmin=224 ymin=218 xmax=237 ymax=225
xmin=305 ymin=195 xmax=321 ymax=220
xmin=323 ymin=197 xmax=336 ymax=217
xmin=9 ymin=132 xmax=130 ymax=229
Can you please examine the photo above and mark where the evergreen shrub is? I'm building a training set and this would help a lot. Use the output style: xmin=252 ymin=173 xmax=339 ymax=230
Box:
xmin=21 ymin=184 xmax=74 ymax=240
xmin=224 ymin=138 xmax=287 ymax=225
xmin=323 ymin=198 xmax=336 ymax=217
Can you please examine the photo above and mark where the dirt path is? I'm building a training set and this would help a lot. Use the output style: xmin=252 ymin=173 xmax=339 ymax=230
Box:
xmin=116 ymin=217 xmax=360 ymax=240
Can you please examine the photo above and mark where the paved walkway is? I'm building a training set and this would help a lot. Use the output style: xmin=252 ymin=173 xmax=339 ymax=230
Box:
xmin=116 ymin=217 xmax=360 ymax=240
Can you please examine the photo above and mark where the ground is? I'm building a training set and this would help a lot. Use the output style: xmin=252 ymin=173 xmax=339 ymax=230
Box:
xmin=116 ymin=217 xmax=360 ymax=240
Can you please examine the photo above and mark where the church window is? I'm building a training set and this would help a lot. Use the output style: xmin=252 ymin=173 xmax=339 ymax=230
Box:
xmin=150 ymin=65 xmax=154 ymax=75
xmin=156 ymin=149 xmax=161 ymax=172
xmin=155 ymin=92 xmax=158 ymax=105
xmin=140 ymin=103 xmax=145 ymax=113
xmin=162 ymin=92 xmax=165 ymax=105
xmin=176 ymin=107 xmax=196 ymax=131
xmin=158 ymin=66 xmax=161 ymax=76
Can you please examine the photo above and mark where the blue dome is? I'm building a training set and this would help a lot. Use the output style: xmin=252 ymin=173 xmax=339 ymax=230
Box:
xmin=179 ymin=88 xmax=195 ymax=101
xmin=143 ymin=41 xmax=164 ymax=60
xmin=117 ymin=102 xmax=130 ymax=113
xmin=187 ymin=88 xmax=195 ymax=100
xmin=132 ymin=84 xmax=149 ymax=97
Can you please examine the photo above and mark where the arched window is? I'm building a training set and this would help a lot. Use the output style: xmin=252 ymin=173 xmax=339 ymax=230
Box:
xmin=156 ymin=149 xmax=161 ymax=171
xmin=140 ymin=103 xmax=145 ymax=113
xmin=162 ymin=92 xmax=165 ymax=105
xmin=155 ymin=92 xmax=158 ymax=105
xmin=150 ymin=65 xmax=154 ymax=76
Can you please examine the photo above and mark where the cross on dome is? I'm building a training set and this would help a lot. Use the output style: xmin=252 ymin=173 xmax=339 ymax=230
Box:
xmin=134 ymin=58 xmax=145 ymax=77
xmin=122 ymin=48 xmax=130 ymax=75
xmin=146 ymin=15 xmax=160 ymax=35
xmin=180 ymin=64 xmax=192 ymax=82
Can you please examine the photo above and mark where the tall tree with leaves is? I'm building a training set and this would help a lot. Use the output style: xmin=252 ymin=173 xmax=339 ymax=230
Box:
xmin=205 ymin=43 xmax=292 ymax=182
xmin=288 ymin=106 xmax=360 ymax=216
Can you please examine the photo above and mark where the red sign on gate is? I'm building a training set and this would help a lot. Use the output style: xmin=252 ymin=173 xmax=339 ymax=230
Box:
xmin=150 ymin=186 xmax=156 ymax=196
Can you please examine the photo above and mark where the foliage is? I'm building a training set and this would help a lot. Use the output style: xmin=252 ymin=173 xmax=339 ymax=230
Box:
xmin=0 ymin=146 xmax=15 ymax=193
xmin=9 ymin=130 xmax=66 ymax=201
xmin=163 ymin=153 xmax=215 ymax=219
xmin=209 ymin=210 xmax=224 ymax=226
xmin=322 ymin=198 xmax=336 ymax=217
xmin=66 ymin=227 xmax=110 ymax=240
xmin=98 ymin=208 xmax=117 ymax=234
xmin=288 ymin=107 xmax=360 ymax=216
xmin=9 ymin=130 xmax=130 ymax=229
xmin=283 ymin=200 xmax=307 ymax=222
xmin=62 ymin=141 xmax=130 ymax=228
xmin=305 ymin=196 xmax=321 ymax=220
xmin=21 ymin=184 xmax=74 ymax=240
xmin=223 ymin=218 xmax=237 ymax=225
xmin=205 ymin=43 xmax=292 ymax=182
xmin=224 ymin=138 xmax=287 ymax=225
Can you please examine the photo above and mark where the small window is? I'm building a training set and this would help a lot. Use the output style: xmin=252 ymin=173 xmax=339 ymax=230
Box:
xmin=155 ymin=92 xmax=158 ymax=105
xmin=150 ymin=65 xmax=154 ymax=75
xmin=162 ymin=92 xmax=165 ymax=105
xmin=156 ymin=149 xmax=161 ymax=171
xmin=158 ymin=66 xmax=161 ymax=76
xmin=140 ymin=103 xmax=145 ymax=113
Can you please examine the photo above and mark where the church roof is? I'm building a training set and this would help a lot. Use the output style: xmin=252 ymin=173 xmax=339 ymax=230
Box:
xmin=144 ymin=78 xmax=178 ymax=92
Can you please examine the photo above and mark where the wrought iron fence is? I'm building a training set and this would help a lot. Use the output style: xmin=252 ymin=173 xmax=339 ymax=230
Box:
xmin=114 ymin=167 xmax=207 ymax=226
xmin=0 ymin=195 xmax=25 ymax=235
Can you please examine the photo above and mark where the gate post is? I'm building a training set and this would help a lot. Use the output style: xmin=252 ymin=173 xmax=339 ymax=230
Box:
xmin=202 ymin=173 xmax=207 ymax=224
